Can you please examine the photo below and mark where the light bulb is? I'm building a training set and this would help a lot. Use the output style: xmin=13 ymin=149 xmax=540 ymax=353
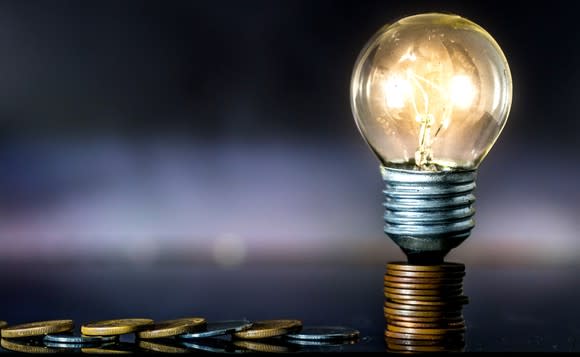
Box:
xmin=350 ymin=13 xmax=512 ymax=262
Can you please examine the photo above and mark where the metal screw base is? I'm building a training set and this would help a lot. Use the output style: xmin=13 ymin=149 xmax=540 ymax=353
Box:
xmin=381 ymin=166 xmax=477 ymax=262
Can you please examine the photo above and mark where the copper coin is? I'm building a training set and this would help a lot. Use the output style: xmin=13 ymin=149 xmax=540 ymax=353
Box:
xmin=384 ymin=287 xmax=463 ymax=296
xmin=385 ymin=337 xmax=464 ymax=346
xmin=384 ymin=281 xmax=463 ymax=290
xmin=385 ymin=314 xmax=464 ymax=323
xmin=385 ymin=330 xmax=459 ymax=341
xmin=384 ymin=275 xmax=464 ymax=284
xmin=387 ymin=324 xmax=466 ymax=335
xmin=388 ymin=320 xmax=465 ymax=329
xmin=386 ymin=270 xmax=465 ymax=278
xmin=386 ymin=262 xmax=465 ymax=272
xmin=390 ymin=296 xmax=469 ymax=306
xmin=384 ymin=307 xmax=462 ymax=318
xmin=385 ymin=301 xmax=463 ymax=312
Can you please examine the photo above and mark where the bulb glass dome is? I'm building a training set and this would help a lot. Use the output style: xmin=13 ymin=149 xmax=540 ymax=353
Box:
xmin=351 ymin=13 xmax=512 ymax=170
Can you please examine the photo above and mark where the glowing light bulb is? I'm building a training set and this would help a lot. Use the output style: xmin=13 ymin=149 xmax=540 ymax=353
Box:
xmin=350 ymin=13 xmax=512 ymax=262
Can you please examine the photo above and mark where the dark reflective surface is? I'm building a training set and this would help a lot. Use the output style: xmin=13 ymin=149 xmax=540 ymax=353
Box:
xmin=0 ymin=262 xmax=578 ymax=352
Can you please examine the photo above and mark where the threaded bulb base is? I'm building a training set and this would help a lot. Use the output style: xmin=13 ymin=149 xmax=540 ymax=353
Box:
xmin=381 ymin=166 xmax=477 ymax=262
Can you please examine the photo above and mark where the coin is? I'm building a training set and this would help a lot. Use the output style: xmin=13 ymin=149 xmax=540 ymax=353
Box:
xmin=390 ymin=296 xmax=469 ymax=305
xmin=388 ymin=320 xmax=465 ymax=329
xmin=384 ymin=281 xmax=463 ymax=290
xmin=177 ymin=320 xmax=253 ymax=339
xmin=385 ymin=330 xmax=461 ymax=341
xmin=180 ymin=338 xmax=250 ymax=353
xmin=385 ymin=337 xmax=463 ymax=346
xmin=138 ymin=339 xmax=189 ymax=353
xmin=384 ymin=287 xmax=463 ymax=296
xmin=81 ymin=318 xmax=154 ymax=336
xmin=385 ymin=301 xmax=461 ymax=311
xmin=387 ymin=324 xmax=466 ymax=335
xmin=386 ymin=292 xmax=468 ymax=301
xmin=81 ymin=342 xmax=135 ymax=354
xmin=285 ymin=326 xmax=360 ymax=341
xmin=137 ymin=318 xmax=206 ymax=339
xmin=384 ymin=307 xmax=462 ymax=318
xmin=386 ymin=269 xmax=465 ymax=279
xmin=233 ymin=339 xmax=294 ymax=353
xmin=387 ymin=262 xmax=465 ymax=272
xmin=43 ymin=341 xmax=87 ymax=349
xmin=233 ymin=320 xmax=302 ymax=340
xmin=0 ymin=321 xmax=7 ymax=329
xmin=1 ymin=338 xmax=63 ymax=353
xmin=44 ymin=334 xmax=118 ymax=344
xmin=1 ymin=320 xmax=74 ymax=338
xmin=385 ymin=314 xmax=464 ymax=323
xmin=384 ymin=275 xmax=464 ymax=284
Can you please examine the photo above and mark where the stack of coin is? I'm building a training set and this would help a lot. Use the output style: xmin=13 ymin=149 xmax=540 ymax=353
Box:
xmin=383 ymin=261 xmax=468 ymax=353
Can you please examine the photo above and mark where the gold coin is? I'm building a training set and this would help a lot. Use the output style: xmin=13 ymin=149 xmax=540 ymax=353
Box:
xmin=390 ymin=296 xmax=469 ymax=306
xmin=385 ymin=301 xmax=462 ymax=312
xmin=81 ymin=318 xmax=154 ymax=336
xmin=138 ymin=340 xmax=189 ymax=353
xmin=384 ymin=281 xmax=463 ymax=290
xmin=385 ymin=330 xmax=459 ymax=341
xmin=386 ymin=292 xmax=469 ymax=301
xmin=387 ymin=270 xmax=465 ymax=278
xmin=384 ymin=275 xmax=464 ymax=284
xmin=384 ymin=287 xmax=463 ymax=296
xmin=136 ymin=317 xmax=206 ymax=339
xmin=233 ymin=320 xmax=302 ymax=340
xmin=387 ymin=262 xmax=465 ymax=272
xmin=388 ymin=319 xmax=465 ymax=329
xmin=387 ymin=324 xmax=466 ymax=335
xmin=1 ymin=320 xmax=74 ymax=338
xmin=233 ymin=339 xmax=292 ymax=353
xmin=1 ymin=338 xmax=63 ymax=353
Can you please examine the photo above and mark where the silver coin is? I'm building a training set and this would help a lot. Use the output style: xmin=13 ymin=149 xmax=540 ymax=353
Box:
xmin=181 ymin=338 xmax=249 ymax=353
xmin=177 ymin=320 xmax=253 ymax=339
xmin=43 ymin=341 xmax=87 ymax=349
xmin=44 ymin=333 xmax=118 ymax=344
xmin=285 ymin=326 xmax=360 ymax=341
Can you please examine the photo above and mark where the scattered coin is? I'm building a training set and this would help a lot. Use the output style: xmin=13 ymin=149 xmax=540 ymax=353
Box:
xmin=1 ymin=320 xmax=74 ymax=338
xmin=233 ymin=320 xmax=302 ymax=340
xmin=1 ymin=338 xmax=63 ymax=353
xmin=81 ymin=318 xmax=154 ymax=336
xmin=137 ymin=317 xmax=206 ymax=339
xmin=180 ymin=338 xmax=250 ymax=353
xmin=233 ymin=339 xmax=294 ymax=353
xmin=285 ymin=326 xmax=360 ymax=341
xmin=177 ymin=320 xmax=253 ymax=339
xmin=138 ymin=339 xmax=189 ymax=353
xmin=44 ymin=333 xmax=118 ymax=344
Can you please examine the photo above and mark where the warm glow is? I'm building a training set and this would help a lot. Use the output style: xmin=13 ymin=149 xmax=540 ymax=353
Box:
xmin=450 ymin=75 xmax=476 ymax=109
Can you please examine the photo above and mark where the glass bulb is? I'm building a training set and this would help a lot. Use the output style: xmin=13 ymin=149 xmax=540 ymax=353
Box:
xmin=351 ymin=13 xmax=512 ymax=171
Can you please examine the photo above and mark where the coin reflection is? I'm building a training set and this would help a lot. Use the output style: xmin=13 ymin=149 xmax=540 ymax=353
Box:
xmin=384 ymin=261 xmax=468 ymax=353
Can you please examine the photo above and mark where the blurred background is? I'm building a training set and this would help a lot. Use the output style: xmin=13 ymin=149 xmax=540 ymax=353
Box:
xmin=0 ymin=0 xmax=577 ymax=267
